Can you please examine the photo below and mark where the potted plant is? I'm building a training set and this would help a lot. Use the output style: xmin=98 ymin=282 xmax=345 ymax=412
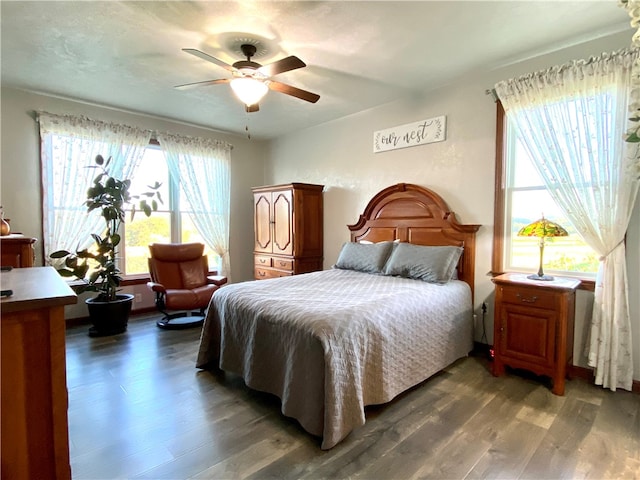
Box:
xmin=51 ymin=154 xmax=162 ymax=337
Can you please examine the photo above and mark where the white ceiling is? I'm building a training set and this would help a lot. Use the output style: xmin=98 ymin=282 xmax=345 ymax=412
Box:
xmin=0 ymin=1 xmax=632 ymax=140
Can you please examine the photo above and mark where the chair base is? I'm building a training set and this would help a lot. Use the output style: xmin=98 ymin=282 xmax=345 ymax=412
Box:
xmin=156 ymin=311 xmax=205 ymax=330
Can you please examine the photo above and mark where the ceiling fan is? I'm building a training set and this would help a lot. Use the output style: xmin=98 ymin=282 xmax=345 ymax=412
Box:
xmin=175 ymin=44 xmax=320 ymax=112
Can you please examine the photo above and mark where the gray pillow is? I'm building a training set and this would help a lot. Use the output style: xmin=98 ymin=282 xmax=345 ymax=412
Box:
xmin=382 ymin=243 xmax=463 ymax=284
xmin=334 ymin=241 xmax=394 ymax=274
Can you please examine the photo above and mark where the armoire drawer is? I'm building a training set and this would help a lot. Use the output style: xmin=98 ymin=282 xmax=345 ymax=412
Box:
xmin=254 ymin=267 xmax=293 ymax=280
xmin=254 ymin=255 xmax=272 ymax=267
xmin=272 ymin=258 xmax=294 ymax=271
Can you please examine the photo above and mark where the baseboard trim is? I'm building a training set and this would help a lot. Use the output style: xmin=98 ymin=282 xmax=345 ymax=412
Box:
xmin=65 ymin=306 xmax=158 ymax=329
xmin=474 ymin=342 xmax=638 ymax=394
xmin=472 ymin=341 xmax=493 ymax=359
xmin=569 ymin=365 xmax=640 ymax=394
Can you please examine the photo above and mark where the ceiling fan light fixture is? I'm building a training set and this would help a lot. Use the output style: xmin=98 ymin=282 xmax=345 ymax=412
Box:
xmin=230 ymin=77 xmax=268 ymax=106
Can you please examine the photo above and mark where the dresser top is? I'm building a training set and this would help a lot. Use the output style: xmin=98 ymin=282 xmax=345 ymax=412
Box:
xmin=0 ymin=266 xmax=77 ymax=314
xmin=492 ymin=272 xmax=581 ymax=291
xmin=0 ymin=233 xmax=37 ymax=243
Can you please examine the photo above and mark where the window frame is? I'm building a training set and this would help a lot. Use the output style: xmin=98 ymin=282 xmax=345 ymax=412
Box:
xmin=491 ymin=100 xmax=595 ymax=291
xmin=43 ymin=139 xmax=220 ymax=283
xmin=119 ymin=144 xmax=221 ymax=277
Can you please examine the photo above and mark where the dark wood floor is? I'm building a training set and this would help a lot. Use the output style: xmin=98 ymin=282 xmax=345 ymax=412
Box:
xmin=65 ymin=314 xmax=640 ymax=479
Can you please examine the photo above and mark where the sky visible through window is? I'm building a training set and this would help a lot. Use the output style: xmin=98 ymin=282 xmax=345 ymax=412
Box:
xmin=507 ymin=132 xmax=598 ymax=276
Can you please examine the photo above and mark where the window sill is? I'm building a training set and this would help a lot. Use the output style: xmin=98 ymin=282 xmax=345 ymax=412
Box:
xmin=66 ymin=274 xmax=151 ymax=291
xmin=66 ymin=271 xmax=221 ymax=290
xmin=488 ymin=271 xmax=595 ymax=292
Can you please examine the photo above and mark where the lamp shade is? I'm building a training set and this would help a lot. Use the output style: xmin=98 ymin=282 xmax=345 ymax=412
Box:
xmin=517 ymin=216 xmax=568 ymax=281
xmin=517 ymin=217 xmax=569 ymax=238
xmin=230 ymin=77 xmax=268 ymax=106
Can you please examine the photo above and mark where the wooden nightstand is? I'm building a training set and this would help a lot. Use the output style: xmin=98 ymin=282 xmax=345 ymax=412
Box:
xmin=492 ymin=273 xmax=581 ymax=395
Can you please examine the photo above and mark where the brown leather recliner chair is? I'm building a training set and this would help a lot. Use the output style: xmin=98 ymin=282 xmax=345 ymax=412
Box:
xmin=147 ymin=242 xmax=227 ymax=329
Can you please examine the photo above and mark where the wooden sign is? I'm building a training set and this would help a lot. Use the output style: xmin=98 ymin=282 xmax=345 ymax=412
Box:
xmin=373 ymin=115 xmax=446 ymax=153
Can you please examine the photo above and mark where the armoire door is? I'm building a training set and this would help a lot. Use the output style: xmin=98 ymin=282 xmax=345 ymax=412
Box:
xmin=253 ymin=192 xmax=273 ymax=254
xmin=272 ymin=189 xmax=293 ymax=256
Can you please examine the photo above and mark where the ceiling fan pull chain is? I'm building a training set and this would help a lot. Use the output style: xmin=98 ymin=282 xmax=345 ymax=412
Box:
xmin=245 ymin=109 xmax=251 ymax=140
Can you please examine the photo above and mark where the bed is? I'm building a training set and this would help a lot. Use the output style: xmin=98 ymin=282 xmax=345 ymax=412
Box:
xmin=196 ymin=183 xmax=480 ymax=449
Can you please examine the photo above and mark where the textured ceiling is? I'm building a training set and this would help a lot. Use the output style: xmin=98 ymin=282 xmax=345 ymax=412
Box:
xmin=0 ymin=1 xmax=632 ymax=139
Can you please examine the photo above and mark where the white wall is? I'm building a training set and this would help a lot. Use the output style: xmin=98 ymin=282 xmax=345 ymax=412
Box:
xmin=0 ymin=87 xmax=267 ymax=317
xmin=266 ymin=30 xmax=640 ymax=380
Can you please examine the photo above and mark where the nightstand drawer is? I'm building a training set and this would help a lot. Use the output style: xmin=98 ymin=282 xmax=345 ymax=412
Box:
xmin=500 ymin=286 xmax=556 ymax=310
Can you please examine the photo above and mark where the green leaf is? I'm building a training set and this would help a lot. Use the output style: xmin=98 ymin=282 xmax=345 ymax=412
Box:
xmin=89 ymin=270 xmax=100 ymax=284
xmin=111 ymin=233 xmax=121 ymax=247
xmin=93 ymin=173 xmax=106 ymax=186
xmin=151 ymin=199 xmax=158 ymax=211
xmin=95 ymin=154 xmax=104 ymax=165
xmin=626 ymin=132 xmax=640 ymax=143
xmin=50 ymin=250 xmax=71 ymax=258
xmin=76 ymin=249 xmax=95 ymax=259
xmin=77 ymin=264 xmax=89 ymax=279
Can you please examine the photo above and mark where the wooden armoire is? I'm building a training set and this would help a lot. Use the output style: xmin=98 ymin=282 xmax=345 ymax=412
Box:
xmin=252 ymin=183 xmax=323 ymax=280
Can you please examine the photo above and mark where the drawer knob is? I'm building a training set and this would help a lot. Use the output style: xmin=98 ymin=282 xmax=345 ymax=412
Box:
xmin=516 ymin=293 xmax=538 ymax=303
xmin=258 ymin=271 xmax=266 ymax=277
xmin=259 ymin=258 xmax=267 ymax=264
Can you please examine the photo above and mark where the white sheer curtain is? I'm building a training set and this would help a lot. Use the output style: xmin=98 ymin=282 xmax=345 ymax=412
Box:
xmin=156 ymin=132 xmax=232 ymax=279
xmin=38 ymin=112 xmax=152 ymax=261
xmin=495 ymin=48 xmax=640 ymax=391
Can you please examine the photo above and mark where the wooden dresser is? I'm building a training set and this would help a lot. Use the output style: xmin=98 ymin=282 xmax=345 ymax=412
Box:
xmin=0 ymin=234 xmax=37 ymax=267
xmin=252 ymin=183 xmax=324 ymax=280
xmin=1 ymin=267 xmax=77 ymax=479
xmin=492 ymin=273 xmax=581 ymax=395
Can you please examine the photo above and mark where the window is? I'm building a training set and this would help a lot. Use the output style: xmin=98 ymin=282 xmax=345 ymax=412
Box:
xmin=41 ymin=138 xmax=219 ymax=277
xmin=493 ymin=102 xmax=598 ymax=285
xmin=39 ymin=112 xmax=231 ymax=281
xmin=122 ymin=146 xmax=220 ymax=275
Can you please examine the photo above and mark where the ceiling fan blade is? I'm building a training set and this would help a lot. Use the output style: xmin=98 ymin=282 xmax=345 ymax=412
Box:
xmin=174 ymin=78 xmax=230 ymax=90
xmin=268 ymin=81 xmax=320 ymax=103
xmin=245 ymin=104 xmax=260 ymax=113
xmin=258 ymin=56 xmax=306 ymax=77
xmin=182 ymin=48 xmax=236 ymax=73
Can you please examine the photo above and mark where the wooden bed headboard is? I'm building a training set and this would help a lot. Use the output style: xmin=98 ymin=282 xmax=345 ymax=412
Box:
xmin=348 ymin=183 xmax=481 ymax=299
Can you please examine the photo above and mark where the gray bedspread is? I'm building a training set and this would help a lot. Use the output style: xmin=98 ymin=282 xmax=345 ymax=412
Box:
xmin=196 ymin=268 xmax=473 ymax=449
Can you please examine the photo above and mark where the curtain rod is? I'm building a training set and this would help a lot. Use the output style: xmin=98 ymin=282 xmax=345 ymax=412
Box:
xmin=485 ymin=88 xmax=498 ymax=102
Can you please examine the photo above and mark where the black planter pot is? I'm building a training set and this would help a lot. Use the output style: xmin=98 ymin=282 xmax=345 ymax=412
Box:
xmin=86 ymin=293 xmax=134 ymax=337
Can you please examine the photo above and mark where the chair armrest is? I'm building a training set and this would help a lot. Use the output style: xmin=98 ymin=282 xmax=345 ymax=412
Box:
xmin=146 ymin=281 xmax=167 ymax=294
xmin=207 ymin=275 xmax=228 ymax=287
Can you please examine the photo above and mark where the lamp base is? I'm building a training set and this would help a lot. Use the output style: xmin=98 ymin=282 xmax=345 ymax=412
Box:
xmin=527 ymin=274 xmax=555 ymax=281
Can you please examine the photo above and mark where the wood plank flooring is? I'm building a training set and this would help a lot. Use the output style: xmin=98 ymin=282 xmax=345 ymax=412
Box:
xmin=65 ymin=314 xmax=640 ymax=479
